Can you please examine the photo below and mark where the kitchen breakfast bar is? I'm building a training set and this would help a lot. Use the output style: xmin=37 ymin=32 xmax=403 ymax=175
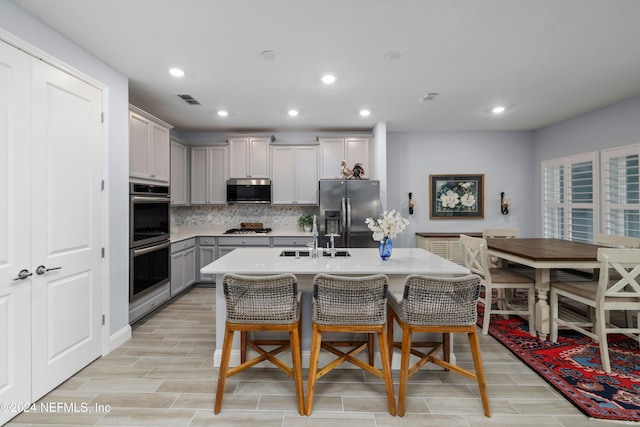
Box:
xmin=201 ymin=247 xmax=469 ymax=367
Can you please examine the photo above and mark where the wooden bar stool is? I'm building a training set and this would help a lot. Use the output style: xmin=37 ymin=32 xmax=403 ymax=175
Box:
xmin=388 ymin=274 xmax=491 ymax=417
xmin=215 ymin=273 xmax=304 ymax=415
xmin=306 ymin=273 xmax=396 ymax=416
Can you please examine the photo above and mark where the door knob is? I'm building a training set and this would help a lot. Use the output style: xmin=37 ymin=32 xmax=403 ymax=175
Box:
xmin=35 ymin=265 xmax=62 ymax=275
xmin=13 ymin=269 xmax=33 ymax=280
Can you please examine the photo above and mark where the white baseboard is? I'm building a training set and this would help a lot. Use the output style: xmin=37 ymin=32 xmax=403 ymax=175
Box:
xmin=106 ymin=324 xmax=132 ymax=355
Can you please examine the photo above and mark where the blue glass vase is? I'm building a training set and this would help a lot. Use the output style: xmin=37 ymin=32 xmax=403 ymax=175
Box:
xmin=379 ymin=237 xmax=392 ymax=261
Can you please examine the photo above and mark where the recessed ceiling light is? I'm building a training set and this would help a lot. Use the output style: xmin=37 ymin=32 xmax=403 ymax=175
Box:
xmin=321 ymin=74 xmax=336 ymax=84
xmin=359 ymin=109 xmax=371 ymax=117
xmin=492 ymin=106 xmax=506 ymax=114
xmin=288 ymin=109 xmax=299 ymax=117
xmin=261 ymin=50 xmax=277 ymax=60
xmin=385 ymin=50 xmax=403 ymax=60
xmin=217 ymin=110 xmax=228 ymax=117
xmin=169 ymin=68 xmax=185 ymax=77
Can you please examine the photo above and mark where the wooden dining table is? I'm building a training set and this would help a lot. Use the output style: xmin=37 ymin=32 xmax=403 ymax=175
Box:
xmin=486 ymin=238 xmax=605 ymax=340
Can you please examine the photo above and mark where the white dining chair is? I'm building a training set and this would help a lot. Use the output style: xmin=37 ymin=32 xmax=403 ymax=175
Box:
xmin=550 ymin=248 xmax=640 ymax=373
xmin=460 ymin=234 xmax=536 ymax=336
xmin=595 ymin=233 xmax=640 ymax=327
xmin=482 ymin=228 xmax=519 ymax=309
xmin=482 ymin=228 xmax=517 ymax=239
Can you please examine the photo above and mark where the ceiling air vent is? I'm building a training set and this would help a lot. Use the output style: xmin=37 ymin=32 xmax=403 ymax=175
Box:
xmin=417 ymin=91 xmax=439 ymax=103
xmin=177 ymin=94 xmax=201 ymax=105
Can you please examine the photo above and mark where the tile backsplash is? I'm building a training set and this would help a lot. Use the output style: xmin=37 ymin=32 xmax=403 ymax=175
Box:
xmin=171 ymin=205 xmax=318 ymax=229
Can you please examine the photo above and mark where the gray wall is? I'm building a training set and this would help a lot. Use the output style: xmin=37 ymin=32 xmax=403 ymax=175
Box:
xmin=386 ymin=131 xmax=536 ymax=248
xmin=0 ymin=1 xmax=130 ymax=339
xmin=533 ymin=96 xmax=640 ymax=236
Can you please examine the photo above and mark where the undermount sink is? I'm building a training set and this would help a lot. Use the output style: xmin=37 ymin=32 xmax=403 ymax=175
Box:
xmin=279 ymin=250 xmax=350 ymax=258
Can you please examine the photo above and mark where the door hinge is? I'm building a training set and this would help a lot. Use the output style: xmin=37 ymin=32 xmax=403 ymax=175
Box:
xmin=101 ymin=314 xmax=105 ymax=325
xmin=101 ymin=247 xmax=105 ymax=258
xmin=101 ymin=180 xmax=105 ymax=191
xmin=101 ymin=112 xmax=105 ymax=123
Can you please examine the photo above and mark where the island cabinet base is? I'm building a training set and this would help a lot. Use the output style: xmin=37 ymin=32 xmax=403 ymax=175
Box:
xmin=213 ymin=273 xmax=458 ymax=369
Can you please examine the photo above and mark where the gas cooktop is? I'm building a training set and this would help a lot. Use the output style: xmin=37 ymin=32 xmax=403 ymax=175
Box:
xmin=224 ymin=228 xmax=272 ymax=234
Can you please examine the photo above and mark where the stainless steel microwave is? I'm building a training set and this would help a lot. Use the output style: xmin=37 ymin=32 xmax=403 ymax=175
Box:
xmin=226 ymin=178 xmax=271 ymax=204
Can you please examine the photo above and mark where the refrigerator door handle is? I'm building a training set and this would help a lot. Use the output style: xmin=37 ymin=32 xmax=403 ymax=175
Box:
xmin=346 ymin=197 xmax=352 ymax=247
xmin=341 ymin=197 xmax=347 ymax=247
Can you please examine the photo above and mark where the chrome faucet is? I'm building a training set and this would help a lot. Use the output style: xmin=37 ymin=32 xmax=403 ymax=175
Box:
xmin=326 ymin=233 xmax=339 ymax=258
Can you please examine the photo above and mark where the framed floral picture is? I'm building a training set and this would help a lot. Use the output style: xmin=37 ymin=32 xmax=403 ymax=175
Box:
xmin=429 ymin=174 xmax=484 ymax=219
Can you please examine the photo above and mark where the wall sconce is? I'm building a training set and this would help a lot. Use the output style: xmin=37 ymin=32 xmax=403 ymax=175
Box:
xmin=408 ymin=192 xmax=416 ymax=215
xmin=501 ymin=192 xmax=511 ymax=215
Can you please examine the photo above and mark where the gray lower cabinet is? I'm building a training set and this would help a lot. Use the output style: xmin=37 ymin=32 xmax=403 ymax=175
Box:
xmin=197 ymin=237 xmax=217 ymax=284
xmin=217 ymin=236 xmax=271 ymax=268
xmin=272 ymin=237 xmax=313 ymax=247
xmin=193 ymin=235 xmax=307 ymax=284
xmin=171 ymin=238 xmax=196 ymax=296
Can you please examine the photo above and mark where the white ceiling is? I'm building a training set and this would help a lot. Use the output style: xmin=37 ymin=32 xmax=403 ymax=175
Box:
xmin=10 ymin=0 xmax=640 ymax=133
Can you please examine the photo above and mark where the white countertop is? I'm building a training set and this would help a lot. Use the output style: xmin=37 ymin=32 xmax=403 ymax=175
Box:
xmin=201 ymin=247 xmax=469 ymax=276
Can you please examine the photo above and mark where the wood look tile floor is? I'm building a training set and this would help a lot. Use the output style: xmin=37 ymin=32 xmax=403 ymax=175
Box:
xmin=5 ymin=286 xmax=616 ymax=426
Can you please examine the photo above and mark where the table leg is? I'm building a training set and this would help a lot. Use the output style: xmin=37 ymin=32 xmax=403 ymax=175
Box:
xmin=534 ymin=268 xmax=551 ymax=340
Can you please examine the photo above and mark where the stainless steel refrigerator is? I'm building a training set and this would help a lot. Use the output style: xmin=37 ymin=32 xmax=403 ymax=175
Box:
xmin=318 ymin=179 xmax=381 ymax=248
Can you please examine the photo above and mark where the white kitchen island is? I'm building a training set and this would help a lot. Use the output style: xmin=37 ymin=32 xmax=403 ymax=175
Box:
xmin=201 ymin=247 xmax=469 ymax=368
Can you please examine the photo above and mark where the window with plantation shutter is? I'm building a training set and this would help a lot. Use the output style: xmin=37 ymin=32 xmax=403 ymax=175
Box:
xmin=542 ymin=152 xmax=598 ymax=243
xmin=601 ymin=145 xmax=640 ymax=237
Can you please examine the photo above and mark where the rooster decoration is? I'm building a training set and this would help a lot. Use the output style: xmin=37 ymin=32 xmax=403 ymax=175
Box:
xmin=340 ymin=160 xmax=353 ymax=179
xmin=352 ymin=163 xmax=365 ymax=179
xmin=340 ymin=161 xmax=365 ymax=179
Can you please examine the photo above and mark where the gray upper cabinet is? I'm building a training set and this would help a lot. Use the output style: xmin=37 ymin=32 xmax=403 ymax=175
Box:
xmin=318 ymin=137 xmax=370 ymax=179
xmin=271 ymin=145 xmax=318 ymax=205
xmin=229 ymin=137 xmax=271 ymax=178
xmin=191 ymin=145 xmax=228 ymax=205
xmin=129 ymin=105 xmax=173 ymax=183
xmin=170 ymin=139 xmax=189 ymax=206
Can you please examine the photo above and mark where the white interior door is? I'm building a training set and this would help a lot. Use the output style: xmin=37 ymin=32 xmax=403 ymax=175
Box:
xmin=0 ymin=40 xmax=31 ymax=426
xmin=29 ymin=59 xmax=104 ymax=400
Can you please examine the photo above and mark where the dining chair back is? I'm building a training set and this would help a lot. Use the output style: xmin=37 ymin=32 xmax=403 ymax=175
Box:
xmin=482 ymin=228 xmax=517 ymax=239
xmin=459 ymin=234 xmax=536 ymax=336
xmin=215 ymin=273 xmax=304 ymax=415
xmin=550 ymin=248 xmax=640 ymax=373
xmin=594 ymin=233 xmax=640 ymax=326
xmin=594 ymin=233 xmax=640 ymax=248
xmin=387 ymin=274 xmax=491 ymax=417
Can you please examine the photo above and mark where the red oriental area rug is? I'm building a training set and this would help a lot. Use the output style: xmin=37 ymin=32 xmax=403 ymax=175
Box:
xmin=478 ymin=310 xmax=640 ymax=422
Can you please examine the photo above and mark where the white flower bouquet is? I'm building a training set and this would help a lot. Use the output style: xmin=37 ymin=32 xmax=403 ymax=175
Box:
xmin=365 ymin=209 xmax=410 ymax=242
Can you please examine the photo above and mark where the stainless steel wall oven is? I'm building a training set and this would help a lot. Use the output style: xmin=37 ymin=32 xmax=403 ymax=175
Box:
xmin=130 ymin=183 xmax=170 ymax=248
xmin=129 ymin=183 xmax=171 ymax=302
xmin=130 ymin=240 xmax=170 ymax=302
